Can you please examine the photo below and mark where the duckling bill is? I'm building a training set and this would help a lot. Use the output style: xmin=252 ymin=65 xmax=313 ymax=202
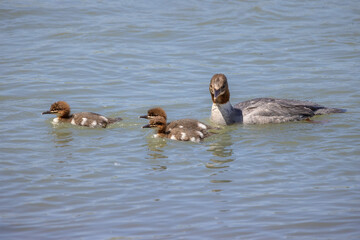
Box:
xmin=42 ymin=101 xmax=122 ymax=128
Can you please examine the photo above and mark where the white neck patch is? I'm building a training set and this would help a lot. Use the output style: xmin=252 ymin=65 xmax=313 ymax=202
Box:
xmin=52 ymin=117 xmax=59 ymax=124
xmin=210 ymin=101 xmax=242 ymax=125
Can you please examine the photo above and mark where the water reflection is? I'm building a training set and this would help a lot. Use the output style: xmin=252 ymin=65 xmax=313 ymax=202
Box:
xmin=150 ymin=165 xmax=167 ymax=171
xmin=205 ymin=130 xmax=235 ymax=192
xmin=48 ymin=127 xmax=74 ymax=161
xmin=210 ymin=179 xmax=232 ymax=183
xmin=144 ymin=136 xmax=169 ymax=171
xmin=206 ymin=130 xmax=235 ymax=168
xmin=51 ymin=128 xmax=73 ymax=148
xmin=206 ymin=159 xmax=234 ymax=169
xmin=208 ymin=130 xmax=234 ymax=157
xmin=209 ymin=176 xmax=233 ymax=193
xmin=145 ymin=136 xmax=168 ymax=158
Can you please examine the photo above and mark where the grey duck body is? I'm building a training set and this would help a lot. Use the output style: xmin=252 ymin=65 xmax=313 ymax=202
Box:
xmin=209 ymin=74 xmax=346 ymax=125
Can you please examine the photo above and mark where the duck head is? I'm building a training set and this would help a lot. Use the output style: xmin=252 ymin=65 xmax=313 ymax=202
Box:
xmin=142 ymin=116 xmax=167 ymax=133
xmin=42 ymin=101 xmax=71 ymax=118
xmin=139 ymin=107 xmax=167 ymax=120
xmin=209 ymin=73 xmax=230 ymax=104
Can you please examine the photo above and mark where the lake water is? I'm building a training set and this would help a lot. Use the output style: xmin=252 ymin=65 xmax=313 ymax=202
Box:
xmin=1 ymin=0 xmax=360 ymax=239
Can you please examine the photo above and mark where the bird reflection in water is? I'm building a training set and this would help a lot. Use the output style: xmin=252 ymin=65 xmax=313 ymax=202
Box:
xmin=51 ymin=128 xmax=73 ymax=148
xmin=145 ymin=136 xmax=168 ymax=171
xmin=205 ymin=130 xmax=235 ymax=193
xmin=206 ymin=129 xmax=234 ymax=169
xmin=49 ymin=128 xmax=74 ymax=161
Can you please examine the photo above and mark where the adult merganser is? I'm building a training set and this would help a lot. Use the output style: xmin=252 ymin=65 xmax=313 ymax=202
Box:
xmin=209 ymin=73 xmax=346 ymax=125
xmin=42 ymin=101 xmax=122 ymax=128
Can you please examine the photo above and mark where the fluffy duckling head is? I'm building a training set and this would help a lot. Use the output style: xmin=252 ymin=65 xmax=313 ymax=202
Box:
xmin=42 ymin=101 xmax=71 ymax=118
xmin=142 ymin=116 xmax=167 ymax=133
xmin=139 ymin=107 xmax=167 ymax=120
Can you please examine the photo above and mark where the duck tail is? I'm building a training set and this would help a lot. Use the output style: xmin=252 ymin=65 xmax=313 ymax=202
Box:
xmin=314 ymin=108 xmax=346 ymax=115
xmin=108 ymin=117 xmax=123 ymax=124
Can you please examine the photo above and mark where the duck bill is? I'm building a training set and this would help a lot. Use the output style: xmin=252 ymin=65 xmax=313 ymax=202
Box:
xmin=139 ymin=115 xmax=149 ymax=119
xmin=214 ymin=89 xmax=221 ymax=98
xmin=42 ymin=111 xmax=53 ymax=115
xmin=142 ymin=124 xmax=151 ymax=128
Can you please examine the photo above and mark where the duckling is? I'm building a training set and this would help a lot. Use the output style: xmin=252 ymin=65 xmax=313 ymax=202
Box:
xmin=142 ymin=116 xmax=213 ymax=143
xmin=140 ymin=107 xmax=214 ymax=132
xmin=42 ymin=101 xmax=122 ymax=128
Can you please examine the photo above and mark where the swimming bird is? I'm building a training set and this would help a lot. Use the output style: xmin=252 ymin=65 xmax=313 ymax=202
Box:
xmin=42 ymin=101 xmax=122 ymax=128
xmin=142 ymin=116 xmax=213 ymax=143
xmin=140 ymin=107 xmax=214 ymax=132
xmin=209 ymin=73 xmax=346 ymax=125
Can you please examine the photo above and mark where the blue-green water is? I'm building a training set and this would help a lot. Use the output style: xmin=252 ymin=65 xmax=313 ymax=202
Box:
xmin=1 ymin=1 xmax=360 ymax=239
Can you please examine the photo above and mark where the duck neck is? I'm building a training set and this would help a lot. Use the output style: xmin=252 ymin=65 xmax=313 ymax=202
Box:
xmin=58 ymin=113 xmax=73 ymax=122
xmin=156 ymin=125 xmax=169 ymax=136
xmin=211 ymin=101 xmax=242 ymax=125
